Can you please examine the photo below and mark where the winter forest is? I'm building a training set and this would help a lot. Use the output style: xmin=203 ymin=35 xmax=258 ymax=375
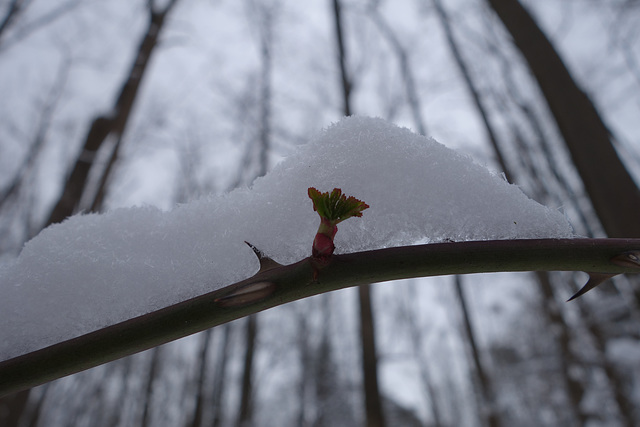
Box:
xmin=1 ymin=0 xmax=640 ymax=426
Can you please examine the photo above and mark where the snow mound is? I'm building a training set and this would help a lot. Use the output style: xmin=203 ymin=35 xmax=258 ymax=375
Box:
xmin=0 ymin=116 xmax=573 ymax=359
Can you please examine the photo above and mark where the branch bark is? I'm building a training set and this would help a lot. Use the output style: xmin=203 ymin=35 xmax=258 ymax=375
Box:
xmin=1 ymin=238 xmax=640 ymax=397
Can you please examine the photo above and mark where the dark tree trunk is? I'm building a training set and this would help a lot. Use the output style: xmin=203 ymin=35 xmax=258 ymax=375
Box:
xmin=211 ymin=325 xmax=232 ymax=427
xmin=332 ymin=1 xmax=385 ymax=425
xmin=535 ymin=272 xmax=586 ymax=424
xmin=236 ymin=315 xmax=257 ymax=427
xmin=358 ymin=284 xmax=386 ymax=427
xmin=432 ymin=0 xmax=512 ymax=183
xmin=454 ymin=276 xmax=501 ymax=427
xmin=485 ymin=0 xmax=640 ymax=238
xmin=400 ymin=285 xmax=444 ymax=426
xmin=235 ymin=4 xmax=274 ymax=423
xmin=332 ymin=0 xmax=352 ymax=116
xmin=0 ymin=57 xmax=70 ymax=211
xmin=578 ymin=301 xmax=638 ymax=427
xmin=313 ymin=300 xmax=334 ymax=427
xmin=141 ymin=346 xmax=163 ymax=427
xmin=46 ymin=0 xmax=179 ymax=225
xmin=0 ymin=3 xmax=180 ymax=425
xmin=0 ymin=0 xmax=25 ymax=42
xmin=0 ymin=390 xmax=29 ymax=427
xmin=189 ymin=330 xmax=213 ymax=427
xmin=368 ymin=4 xmax=427 ymax=135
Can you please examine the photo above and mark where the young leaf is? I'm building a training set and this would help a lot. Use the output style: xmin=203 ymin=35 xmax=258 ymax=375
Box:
xmin=308 ymin=187 xmax=369 ymax=224
xmin=308 ymin=187 xmax=369 ymax=262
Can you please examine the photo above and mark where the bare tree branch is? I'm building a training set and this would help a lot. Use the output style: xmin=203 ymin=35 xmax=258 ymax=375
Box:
xmin=432 ymin=0 xmax=512 ymax=183
xmin=0 ymin=0 xmax=82 ymax=51
xmin=0 ymin=54 xmax=71 ymax=210
xmin=0 ymin=0 xmax=30 ymax=42
xmin=332 ymin=0 xmax=352 ymax=116
xmin=368 ymin=4 xmax=427 ymax=135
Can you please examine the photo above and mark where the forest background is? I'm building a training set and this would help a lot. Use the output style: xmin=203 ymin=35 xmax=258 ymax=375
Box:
xmin=1 ymin=0 xmax=639 ymax=426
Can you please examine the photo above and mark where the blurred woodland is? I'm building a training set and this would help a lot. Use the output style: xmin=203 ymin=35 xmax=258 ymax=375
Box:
xmin=1 ymin=0 xmax=640 ymax=426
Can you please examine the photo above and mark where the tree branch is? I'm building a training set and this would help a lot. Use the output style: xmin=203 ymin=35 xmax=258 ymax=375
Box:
xmin=1 ymin=237 xmax=640 ymax=397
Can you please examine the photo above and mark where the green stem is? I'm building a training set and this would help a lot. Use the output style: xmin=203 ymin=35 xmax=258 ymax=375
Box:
xmin=1 ymin=238 xmax=640 ymax=396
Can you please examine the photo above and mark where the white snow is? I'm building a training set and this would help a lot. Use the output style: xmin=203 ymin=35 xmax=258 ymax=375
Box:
xmin=0 ymin=116 xmax=574 ymax=360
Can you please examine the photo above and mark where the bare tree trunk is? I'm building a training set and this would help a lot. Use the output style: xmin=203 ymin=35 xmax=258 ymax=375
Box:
xmin=309 ymin=295 xmax=357 ymax=427
xmin=488 ymin=54 xmax=597 ymax=234
xmin=140 ymin=347 xmax=162 ymax=427
xmin=235 ymin=3 xmax=274 ymax=424
xmin=0 ymin=55 xmax=70 ymax=211
xmin=332 ymin=0 xmax=352 ymax=117
xmin=295 ymin=308 xmax=311 ymax=427
xmin=211 ymin=325 xmax=232 ymax=427
xmin=574 ymin=293 xmax=638 ymax=427
xmin=106 ymin=358 xmax=133 ymax=427
xmin=46 ymin=0 xmax=179 ymax=225
xmin=358 ymin=284 xmax=386 ymax=427
xmin=482 ymin=3 xmax=638 ymax=423
xmin=0 ymin=51 xmax=71 ymax=258
xmin=236 ymin=315 xmax=257 ymax=427
xmin=0 ymin=390 xmax=29 ymax=427
xmin=332 ymin=1 xmax=385 ymax=426
xmin=431 ymin=0 xmax=512 ymax=183
xmin=0 ymin=4 xmax=180 ymax=424
xmin=435 ymin=4 xmax=594 ymax=422
xmin=256 ymin=2 xmax=272 ymax=179
xmin=0 ymin=0 xmax=28 ymax=42
xmin=485 ymin=72 xmax=588 ymax=424
xmin=400 ymin=284 xmax=444 ymax=426
xmin=430 ymin=4 xmax=503 ymax=424
xmin=485 ymin=0 xmax=640 ymax=238
xmin=22 ymin=384 xmax=48 ymax=427
xmin=88 ymin=133 xmax=123 ymax=213
xmin=189 ymin=330 xmax=213 ymax=427
xmin=313 ymin=301 xmax=333 ymax=427
xmin=454 ymin=276 xmax=501 ymax=427
xmin=368 ymin=4 xmax=427 ymax=135
xmin=535 ymin=272 xmax=585 ymax=425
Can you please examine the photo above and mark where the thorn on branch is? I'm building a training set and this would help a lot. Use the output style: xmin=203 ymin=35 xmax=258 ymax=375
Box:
xmin=567 ymin=272 xmax=616 ymax=302
xmin=567 ymin=250 xmax=640 ymax=301
xmin=244 ymin=241 xmax=282 ymax=272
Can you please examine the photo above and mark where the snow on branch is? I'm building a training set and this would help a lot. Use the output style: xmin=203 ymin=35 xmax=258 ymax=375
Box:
xmin=1 ymin=237 xmax=640 ymax=397
xmin=0 ymin=116 xmax=575 ymax=360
